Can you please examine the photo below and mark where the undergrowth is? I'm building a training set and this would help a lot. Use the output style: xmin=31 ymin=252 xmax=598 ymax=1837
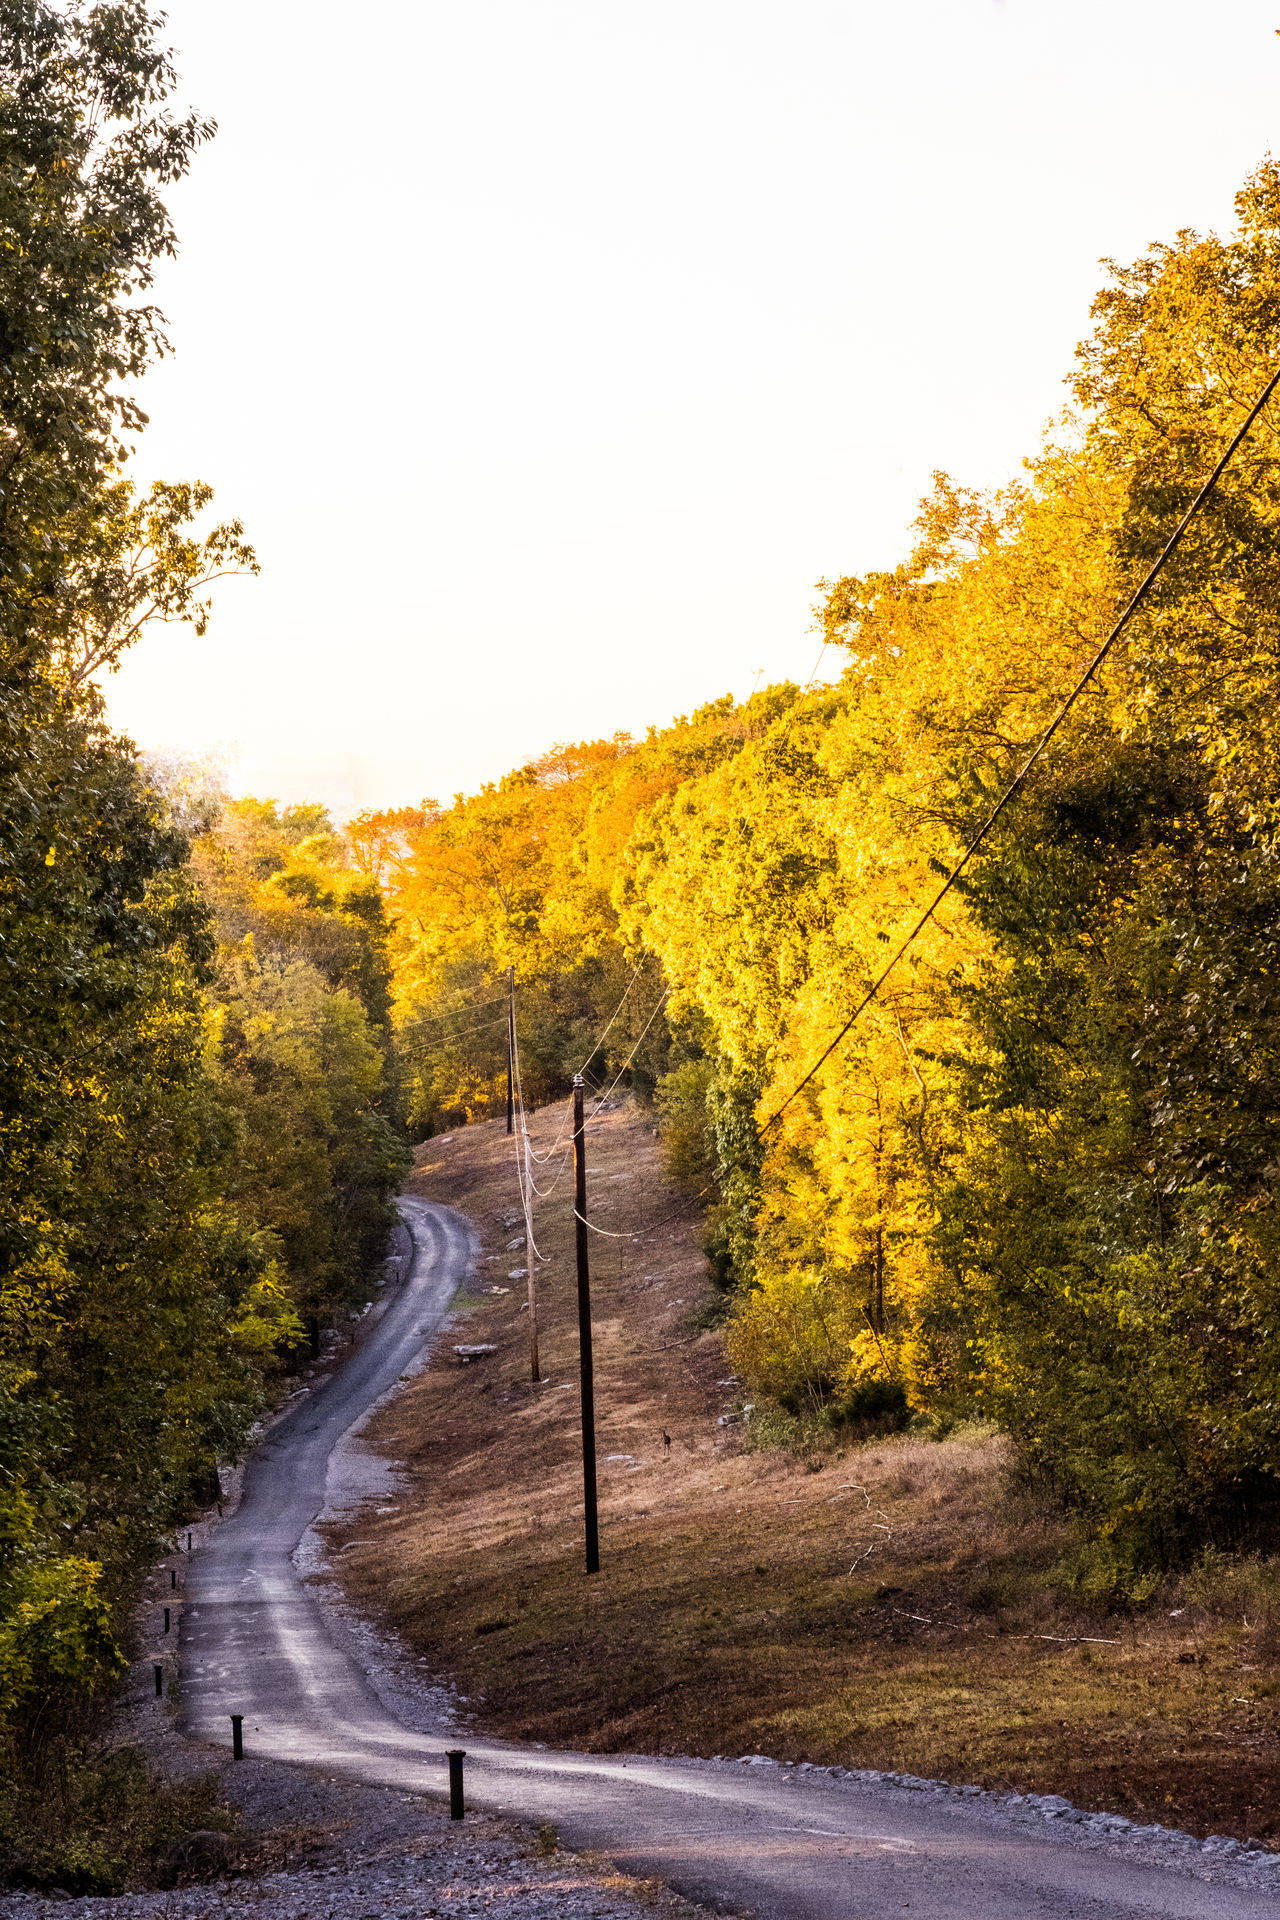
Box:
xmin=0 ymin=1744 xmax=234 ymax=1894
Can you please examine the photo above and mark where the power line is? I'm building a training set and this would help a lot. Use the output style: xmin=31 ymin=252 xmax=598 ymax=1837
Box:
xmin=515 ymin=985 xmax=674 ymax=1219
xmin=522 ymin=1100 xmax=577 ymax=1166
xmin=571 ymin=1193 xmax=696 ymax=1240
xmin=757 ymin=365 xmax=1280 ymax=1139
xmin=527 ymin=990 xmax=672 ymax=1203
xmin=569 ymin=990 xmax=677 ymax=1236
xmin=523 ymin=962 xmax=653 ymax=1165
xmin=576 ymin=369 xmax=1280 ymax=1241
xmin=406 ymin=994 xmax=508 ymax=1032
xmin=575 ymin=962 xmax=644 ymax=1074
xmin=457 ymin=380 xmax=1280 ymax=1269
xmin=524 ymin=1132 xmax=574 ymax=1199
xmin=409 ymin=967 xmax=647 ymax=1117
xmin=408 ymin=1014 xmax=511 ymax=1059
xmin=510 ymin=1023 xmax=551 ymax=1261
xmin=510 ymin=1006 xmax=573 ymax=1206
xmin=586 ymin=989 xmax=670 ymax=1121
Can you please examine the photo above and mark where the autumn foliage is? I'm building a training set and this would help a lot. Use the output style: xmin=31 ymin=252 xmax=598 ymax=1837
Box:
xmin=7 ymin=0 xmax=1280 ymax=1842
xmin=375 ymin=164 xmax=1280 ymax=1585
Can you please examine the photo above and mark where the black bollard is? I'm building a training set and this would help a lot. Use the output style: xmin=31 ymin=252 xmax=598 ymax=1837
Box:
xmin=446 ymin=1748 xmax=466 ymax=1819
xmin=163 ymin=1606 xmax=170 ymax=1634
xmin=153 ymin=1663 xmax=163 ymax=1697
xmin=231 ymin=1714 xmax=243 ymax=1760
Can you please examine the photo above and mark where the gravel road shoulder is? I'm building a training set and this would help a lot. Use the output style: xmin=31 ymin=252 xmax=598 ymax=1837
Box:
xmin=0 ymin=1618 xmax=736 ymax=1920
xmin=0 ymin=1745 xmax=727 ymax=1920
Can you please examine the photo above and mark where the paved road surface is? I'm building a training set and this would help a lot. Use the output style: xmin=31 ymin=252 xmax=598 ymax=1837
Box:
xmin=182 ymin=1197 xmax=1276 ymax=1920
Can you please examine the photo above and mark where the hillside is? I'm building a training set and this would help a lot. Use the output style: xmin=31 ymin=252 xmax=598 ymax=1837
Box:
xmin=332 ymin=1102 xmax=1280 ymax=1850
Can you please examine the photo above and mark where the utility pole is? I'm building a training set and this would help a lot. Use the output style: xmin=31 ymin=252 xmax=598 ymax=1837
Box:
xmin=573 ymin=1075 xmax=600 ymax=1574
xmin=506 ymin=966 xmax=539 ymax=1380
xmin=525 ymin=1192 xmax=540 ymax=1384
xmin=506 ymin=966 xmax=515 ymax=1135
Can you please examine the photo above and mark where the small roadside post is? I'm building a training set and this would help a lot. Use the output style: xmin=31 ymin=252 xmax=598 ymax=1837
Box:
xmin=231 ymin=1714 xmax=243 ymax=1760
xmin=572 ymin=1075 xmax=600 ymax=1575
xmin=446 ymin=1748 xmax=466 ymax=1818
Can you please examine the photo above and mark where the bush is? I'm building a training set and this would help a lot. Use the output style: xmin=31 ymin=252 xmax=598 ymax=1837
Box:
xmin=727 ymin=1267 xmax=854 ymax=1412
xmin=1055 ymin=1537 xmax=1161 ymax=1612
xmin=655 ymin=1059 xmax=718 ymax=1188
xmin=0 ymin=1745 xmax=234 ymax=1894
xmin=741 ymin=1402 xmax=800 ymax=1451
xmin=1183 ymin=1549 xmax=1280 ymax=1652
xmin=818 ymin=1378 xmax=909 ymax=1432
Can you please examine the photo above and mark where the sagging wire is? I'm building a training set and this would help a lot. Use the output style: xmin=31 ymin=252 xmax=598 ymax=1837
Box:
xmin=520 ymin=1108 xmax=574 ymax=1201
xmin=521 ymin=1098 xmax=576 ymax=1166
xmin=408 ymin=1013 xmax=512 ymax=1060
xmin=586 ymin=987 xmax=670 ymax=1121
xmin=571 ymin=1148 xmax=731 ymax=1243
xmin=570 ymin=989 xmax=675 ymax=1238
xmin=515 ymin=988 xmax=670 ymax=1204
xmin=523 ymin=1133 xmax=574 ymax=1200
xmin=756 ymin=364 xmax=1280 ymax=1142
xmin=407 ymin=994 xmax=508 ymax=1032
xmin=575 ymin=962 xmax=644 ymax=1075
xmin=523 ymin=960 xmax=651 ymax=1166
xmin=578 ymin=371 xmax=1280 ymax=1253
xmin=509 ymin=1017 xmax=551 ymax=1263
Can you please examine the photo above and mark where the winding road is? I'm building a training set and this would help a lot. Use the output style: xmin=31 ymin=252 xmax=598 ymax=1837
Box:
xmin=183 ymin=1196 xmax=1277 ymax=1920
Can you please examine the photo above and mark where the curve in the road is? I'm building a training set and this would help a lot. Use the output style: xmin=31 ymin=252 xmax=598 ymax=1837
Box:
xmin=182 ymin=1197 xmax=1277 ymax=1920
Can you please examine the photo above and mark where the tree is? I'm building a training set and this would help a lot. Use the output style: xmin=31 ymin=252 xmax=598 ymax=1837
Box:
xmin=940 ymin=162 xmax=1280 ymax=1571
xmin=0 ymin=0 xmax=213 ymax=669
xmin=42 ymin=477 xmax=258 ymax=689
xmin=184 ymin=793 xmax=412 ymax=1325
xmin=0 ymin=2 xmax=266 ymax=1771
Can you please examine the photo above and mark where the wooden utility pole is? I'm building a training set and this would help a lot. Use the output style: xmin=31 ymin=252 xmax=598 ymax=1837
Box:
xmin=505 ymin=966 xmax=515 ymax=1134
xmin=573 ymin=1075 xmax=600 ymax=1574
xmin=506 ymin=966 xmax=539 ymax=1380
xmin=525 ymin=1201 xmax=540 ymax=1382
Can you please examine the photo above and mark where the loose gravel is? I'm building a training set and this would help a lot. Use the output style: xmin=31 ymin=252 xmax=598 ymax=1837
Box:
xmin=0 ymin=1759 xmax=706 ymax=1919
xmin=680 ymin=1752 xmax=1280 ymax=1897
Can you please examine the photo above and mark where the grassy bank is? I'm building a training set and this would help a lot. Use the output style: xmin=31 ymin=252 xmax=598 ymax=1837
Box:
xmin=332 ymin=1101 xmax=1280 ymax=1849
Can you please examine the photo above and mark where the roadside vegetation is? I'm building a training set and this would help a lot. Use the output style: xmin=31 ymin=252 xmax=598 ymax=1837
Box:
xmin=0 ymin=3 xmax=407 ymax=1887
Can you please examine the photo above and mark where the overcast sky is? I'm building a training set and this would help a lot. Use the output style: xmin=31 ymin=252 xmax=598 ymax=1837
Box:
xmin=102 ymin=0 xmax=1280 ymax=818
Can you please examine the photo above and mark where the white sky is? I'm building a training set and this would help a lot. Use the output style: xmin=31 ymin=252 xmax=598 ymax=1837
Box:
xmin=103 ymin=0 xmax=1280 ymax=818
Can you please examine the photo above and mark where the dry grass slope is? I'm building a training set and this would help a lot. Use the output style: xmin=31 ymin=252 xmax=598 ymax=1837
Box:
xmin=332 ymin=1100 xmax=1280 ymax=1849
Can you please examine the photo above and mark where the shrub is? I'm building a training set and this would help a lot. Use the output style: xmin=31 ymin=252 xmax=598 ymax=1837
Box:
xmin=818 ymin=1378 xmax=909 ymax=1432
